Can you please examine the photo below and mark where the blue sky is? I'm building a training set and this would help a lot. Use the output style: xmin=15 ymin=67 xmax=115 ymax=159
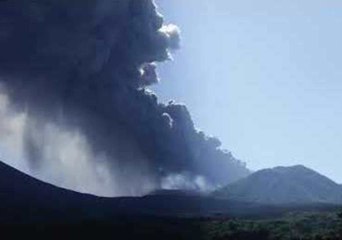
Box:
xmin=154 ymin=0 xmax=342 ymax=183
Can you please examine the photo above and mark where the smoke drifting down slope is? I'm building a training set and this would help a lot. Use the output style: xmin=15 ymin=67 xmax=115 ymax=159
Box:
xmin=0 ymin=0 xmax=249 ymax=196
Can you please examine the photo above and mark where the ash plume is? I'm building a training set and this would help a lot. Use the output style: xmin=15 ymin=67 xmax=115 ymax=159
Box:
xmin=0 ymin=0 xmax=249 ymax=196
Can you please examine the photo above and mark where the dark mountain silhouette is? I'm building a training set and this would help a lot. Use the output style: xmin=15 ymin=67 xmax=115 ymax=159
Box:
xmin=0 ymin=159 xmax=104 ymax=224
xmin=0 ymin=160 xmax=259 ymax=222
xmin=0 ymin=160 xmax=272 ymax=221
xmin=215 ymin=165 xmax=342 ymax=205
xmin=1 ymin=160 xmax=340 ymax=224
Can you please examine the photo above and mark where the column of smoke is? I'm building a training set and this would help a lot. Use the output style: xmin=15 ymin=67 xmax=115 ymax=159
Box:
xmin=0 ymin=0 xmax=249 ymax=196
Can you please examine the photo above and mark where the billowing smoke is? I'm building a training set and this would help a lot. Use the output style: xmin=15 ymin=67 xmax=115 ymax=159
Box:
xmin=0 ymin=0 xmax=249 ymax=196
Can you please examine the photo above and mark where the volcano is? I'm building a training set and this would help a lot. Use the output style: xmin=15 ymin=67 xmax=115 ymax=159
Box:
xmin=215 ymin=165 xmax=342 ymax=205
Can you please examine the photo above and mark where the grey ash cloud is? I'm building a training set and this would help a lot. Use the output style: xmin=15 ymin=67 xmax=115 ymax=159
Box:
xmin=0 ymin=0 xmax=249 ymax=196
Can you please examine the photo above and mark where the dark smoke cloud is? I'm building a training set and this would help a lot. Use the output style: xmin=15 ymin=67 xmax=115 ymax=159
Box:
xmin=0 ymin=0 xmax=249 ymax=196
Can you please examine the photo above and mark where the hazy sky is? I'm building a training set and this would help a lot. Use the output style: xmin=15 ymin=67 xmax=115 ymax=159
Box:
xmin=155 ymin=0 xmax=342 ymax=183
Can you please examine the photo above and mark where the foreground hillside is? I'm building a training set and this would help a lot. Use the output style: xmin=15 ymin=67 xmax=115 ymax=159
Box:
xmin=3 ymin=210 xmax=342 ymax=239
xmin=215 ymin=165 xmax=342 ymax=205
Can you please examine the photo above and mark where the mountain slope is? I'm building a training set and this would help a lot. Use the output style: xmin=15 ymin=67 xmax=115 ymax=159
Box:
xmin=0 ymin=160 xmax=105 ymax=223
xmin=215 ymin=165 xmax=342 ymax=204
xmin=0 ymin=160 xmax=340 ymax=225
xmin=0 ymin=160 xmax=268 ymax=222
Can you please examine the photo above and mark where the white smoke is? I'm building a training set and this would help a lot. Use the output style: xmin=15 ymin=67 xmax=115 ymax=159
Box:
xmin=161 ymin=172 xmax=216 ymax=192
xmin=0 ymin=92 xmax=28 ymax=172
xmin=0 ymin=90 xmax=157 ymax=197
xmin=160 ymin=24 xmax=181 ymax=50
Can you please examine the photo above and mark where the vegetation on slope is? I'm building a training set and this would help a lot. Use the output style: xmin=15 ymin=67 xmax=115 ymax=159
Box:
xmin=3 ymin=210 xmax=342 ymax=240
xmin=204 ymin=210 xmax=342 ymax=240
